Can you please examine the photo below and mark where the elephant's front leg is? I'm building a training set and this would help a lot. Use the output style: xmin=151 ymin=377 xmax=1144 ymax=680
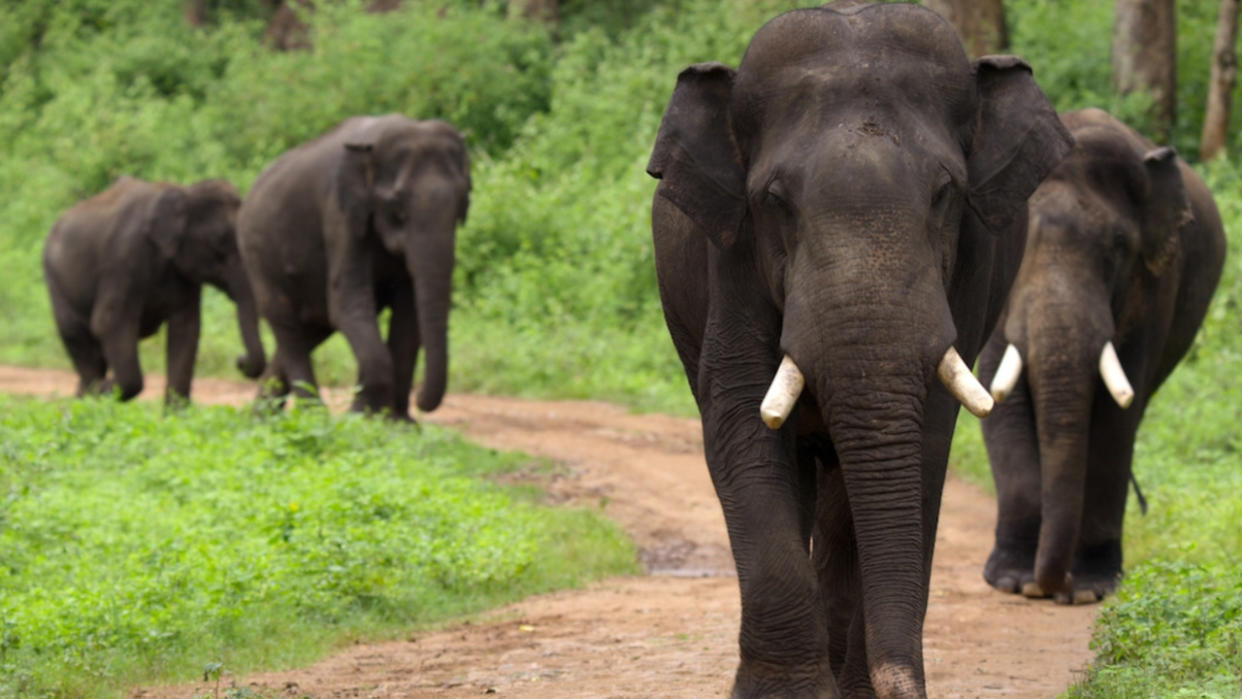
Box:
xmin=327 ymin=236 xmax=395 ymax=416
xmin=701 ymin=358 xmax=833 ymax=697
xmin=978 ymin=338 xmax=1042 ymax=595
xmin=386 ymin=280 xmax=419 ymax=421
xmin=1072 ymin=400 xmax=1144 ymax=603
xmin=164 ymin=292 xmax=202 ymax=407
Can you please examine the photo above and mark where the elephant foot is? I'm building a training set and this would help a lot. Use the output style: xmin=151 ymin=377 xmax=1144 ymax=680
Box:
xmin=1056 ymin=565 xmax=1121 ymax=605
xmin=983 ymin=545 xmax=1035 ymax=595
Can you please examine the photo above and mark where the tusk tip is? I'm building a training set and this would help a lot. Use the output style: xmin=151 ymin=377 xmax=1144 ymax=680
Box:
xmin=759 ymin=409 xmax=786 ymax=430
xmin=965 ymin=397 xmax=994 ymax=419
xmin=989 ymin=388 xmax=1008 ymax=404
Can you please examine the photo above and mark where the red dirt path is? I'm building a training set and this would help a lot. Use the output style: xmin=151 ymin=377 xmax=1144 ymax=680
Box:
xmin=0 ymin=366 xmax=1096 ymax=697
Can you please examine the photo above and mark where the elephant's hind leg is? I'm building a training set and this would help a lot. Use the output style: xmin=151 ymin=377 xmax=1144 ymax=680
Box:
xmin=259 ymin=324 xmax=326 ymax=410
xmin=55 ymin=307 xmax=106 ymax=396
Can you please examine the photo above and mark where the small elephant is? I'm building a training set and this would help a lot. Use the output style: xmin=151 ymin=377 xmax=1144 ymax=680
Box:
xmin=978 ymin=108 xmax=1226 ymax=604
xmin=647 ymin=3 xmax=1071 ymax=696
xmin=238 ymin=114 xmax=469 ymax=420
xmin=43 ymin=176 xmax=266 ymax=404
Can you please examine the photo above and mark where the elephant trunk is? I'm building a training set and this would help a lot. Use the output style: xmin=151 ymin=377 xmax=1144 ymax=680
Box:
xmin=406 ymin=219 xmax=456 ymax=413
xmin=779 ymin=254 xmax=960 ymax=693
xmin=225 ymin=262 xmax=266 ymax=379
xmin=1025 ymin=315 xmax=1104 ymax=599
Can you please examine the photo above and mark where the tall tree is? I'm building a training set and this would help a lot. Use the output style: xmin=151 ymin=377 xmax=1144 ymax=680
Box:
xmin=1112 ymin=0 xmax=1177 ymax=142
xmin=924 ymin=0 xmax=1008 ymax=59
xmin=1202 ymin=0 xmax=1240 ymax=161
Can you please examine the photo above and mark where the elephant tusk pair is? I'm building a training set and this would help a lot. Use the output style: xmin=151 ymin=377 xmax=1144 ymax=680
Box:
xmin=758 ymin=347 xmax=995 ymax=430
xmin=988 ymin=341 xmax=1134 ymax=409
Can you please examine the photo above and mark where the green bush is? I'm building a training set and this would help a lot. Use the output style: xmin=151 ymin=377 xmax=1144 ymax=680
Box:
xmin=0 ymin=395 xmax=636 ymax=697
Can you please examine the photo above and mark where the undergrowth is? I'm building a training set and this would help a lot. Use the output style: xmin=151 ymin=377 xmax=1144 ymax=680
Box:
xmin=0 ymin=395 xmax=636 ymax=697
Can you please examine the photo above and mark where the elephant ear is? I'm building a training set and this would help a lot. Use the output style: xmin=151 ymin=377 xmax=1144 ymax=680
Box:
xmin=145 ymin=187 xmax=189 ymax=260
xmin=647 ymin=62 xmax=746 ymax=250
xmin=965 ymin=56 xmax=1075 ymax=236
xmin=339 ymin=136 xmax=377 ymax=240
xmin=1139 ymin=146 xmax=1191 ymax=275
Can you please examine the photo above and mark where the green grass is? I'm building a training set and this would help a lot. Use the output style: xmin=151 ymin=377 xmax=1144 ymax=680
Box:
xmin=3 ymin=0 xmax=1242 ymax=695
xmin=0 ymin=395 xmax=637 ymax=697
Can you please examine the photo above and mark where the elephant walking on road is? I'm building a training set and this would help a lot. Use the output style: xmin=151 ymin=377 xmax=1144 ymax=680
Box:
xmin=238 ymin=114 xmax=470 ymax=420
xmin=978 ymin=108 xmax=1226 ymax=604
xmin=43 ymin=176 xmax=266 ymax=405
xmin=647 ymin=3 xmax=1072 ymax=696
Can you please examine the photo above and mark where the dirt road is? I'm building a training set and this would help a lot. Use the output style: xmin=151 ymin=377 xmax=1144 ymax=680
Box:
xmin=0 ymin=366 xmax=1096 ymax=697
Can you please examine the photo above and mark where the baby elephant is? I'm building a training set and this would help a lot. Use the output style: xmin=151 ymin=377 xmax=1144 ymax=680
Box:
xmin=43 ymin=176 xmax=266 ymax=404
xmin=977 ymin=108 xmax=1226 ymax=604
xmin=238 ymin=115 xmax=470 ymax=420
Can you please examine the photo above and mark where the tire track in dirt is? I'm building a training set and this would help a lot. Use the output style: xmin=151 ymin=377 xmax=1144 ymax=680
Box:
xmin=0 ymin=366 xmax=1096 ymax=697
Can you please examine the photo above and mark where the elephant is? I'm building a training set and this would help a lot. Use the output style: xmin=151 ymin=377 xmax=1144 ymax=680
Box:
xmin=42 ymin=176 xmax=266 ymax=405
xmin=977 ymin=108 xmax=1226 ymax=605
xmin=237 ymin=114 xmax=469 ymax=420
xmin=646 ymin=3 xmax=1072 ymax=696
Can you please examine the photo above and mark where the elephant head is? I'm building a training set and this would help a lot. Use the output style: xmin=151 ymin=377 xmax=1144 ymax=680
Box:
xmin=985 ymin=108 xmax=1193 ymax=598
xmin=648 ymin=4 xmax=1072 ymax=691
xmin=338 ymin=118 xmax=471 ymax=412
xmin=147 ymin=179 xmax=266 ymax=378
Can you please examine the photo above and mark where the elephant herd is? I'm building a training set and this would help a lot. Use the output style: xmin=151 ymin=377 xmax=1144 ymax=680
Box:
xmin=40 ymin=3 xmax=1225 ymax=698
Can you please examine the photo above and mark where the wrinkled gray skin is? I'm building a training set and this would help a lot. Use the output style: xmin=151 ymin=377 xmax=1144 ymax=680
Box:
xmin=43 ymin=176 xmax=266 ymax=405
xmin=238 ymin=115 xmax=469 ymax=420
xmin=978 ymin=108 xmax=1226 ymax=605
xmin=648 ymin=4 xmax=1072 ymax=697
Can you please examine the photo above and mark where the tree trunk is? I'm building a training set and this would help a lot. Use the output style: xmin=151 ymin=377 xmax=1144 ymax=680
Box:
xmin=924 ymin=0 xmax=1008 ymax=59
xmin=508 ymin=0 xmax=558 ymax=24
xmin=1202 ymin=0 xmax=1240 ymax=161
xmin=1112 ymin=0 xmax=1177 ymax=142
xmin=184 ymin=0 xmax=208 ymax=26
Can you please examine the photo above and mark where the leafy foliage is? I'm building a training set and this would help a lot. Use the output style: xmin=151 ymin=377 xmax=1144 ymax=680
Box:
xmin=2 ymin=0 xmax=1242 ymax=694
xmin=0 ymin=395 xmax=635 ymax=696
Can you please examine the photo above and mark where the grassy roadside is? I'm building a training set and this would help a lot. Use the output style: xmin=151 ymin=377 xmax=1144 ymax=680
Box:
xmin=0 ymin=395 xmax=637 ymax=697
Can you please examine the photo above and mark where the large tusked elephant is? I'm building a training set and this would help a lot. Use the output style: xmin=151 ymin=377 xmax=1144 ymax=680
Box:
xmin=647 ymin=3 xmax=1072 ymax=696
xmin=43 ymin=176 xmax=266 ymax=405
xmin=238 ymin=114 xmax=469 ymax=420
xmin=977 ymin=108 xmax=1226 ymax=604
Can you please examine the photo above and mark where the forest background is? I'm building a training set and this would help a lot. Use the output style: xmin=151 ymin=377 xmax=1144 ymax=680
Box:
xmin=1 ymin=0 xmax=1240 ymax=696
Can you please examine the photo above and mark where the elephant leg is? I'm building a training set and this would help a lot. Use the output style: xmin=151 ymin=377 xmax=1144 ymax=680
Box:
xmin=338 ymin=314 xmax=394 ymax=416
xmin=1070 ymin=401 xmax=1142 ymax=603
xmin=386 ymin=281 xmax=419 ymax=421
xmin=814 ymin=462 xmax=867 ymax=689
xmin=164 ymin=295 xmax=201 ymax=406
xmin=283 ymin=326 xmax=327 ymax=401
xmin=92 ymin=299 xmax=144 ymax=401
xmin=53 ymin=303 xmax=106 ymax=396
xmin=979 ymin=342 xmax=1041 ymax=595
xmin=702 ymin=393 xmax=832 ymax=695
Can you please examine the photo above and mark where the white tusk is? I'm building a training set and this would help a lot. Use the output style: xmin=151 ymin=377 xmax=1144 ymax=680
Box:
xmin=989 ymin=344 xmax=1024 ymax=403
xmin=760 ymin=355 xmax=805 ymax=429
xmin=1098 ymin=341 xmax=1134 ymax=408
xmin=938 ymin=346 xmax=994 ymax=418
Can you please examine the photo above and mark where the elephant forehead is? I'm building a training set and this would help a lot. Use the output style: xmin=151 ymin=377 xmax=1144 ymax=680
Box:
xmin=735 ymin=8 xmax=973 ymax=134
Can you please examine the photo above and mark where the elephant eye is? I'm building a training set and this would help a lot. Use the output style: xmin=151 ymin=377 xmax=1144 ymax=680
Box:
xmin=766 ymin=180 xmax=793 ymax=211
xmin=388 ymin=208 xmax=407 ymax=226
